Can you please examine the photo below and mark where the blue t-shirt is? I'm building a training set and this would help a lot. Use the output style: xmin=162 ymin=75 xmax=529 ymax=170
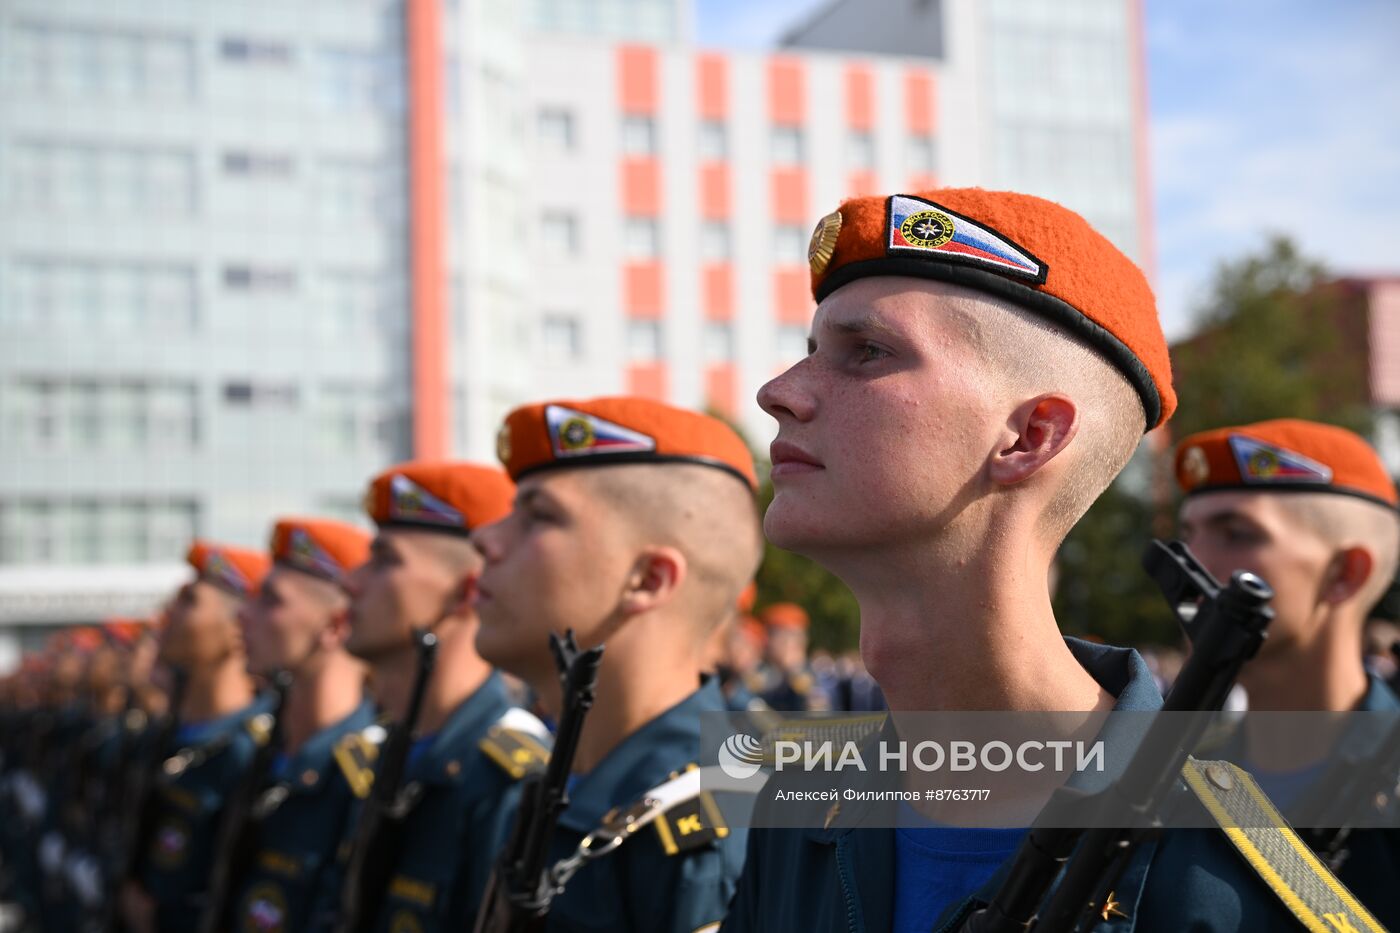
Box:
xmin=892 ymin=809 xmax=1026 ymax=932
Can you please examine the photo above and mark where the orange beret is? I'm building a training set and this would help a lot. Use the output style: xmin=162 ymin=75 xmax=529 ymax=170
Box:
xmin=762 ymin=602 xmax=810 ymax=631
xmin=364 ymin=460 xmax=515 ymax=535
xmin=270 ymin=517 xmax=371 ymax=585
xmin=807 ymin=188 xmax=1173 ymax=429
xmin=496 ymin=396 xmax=758 ymax=491
xmin=737 ymin=615 xmax=767 ymax=647
xmin=101 ymin=617 xmax=149 ymax=646
xmin=737 ymin=582 xmax=758 ymax=614
xmin=186 ymin=540 xmax=270 ymax=600
xmin=1175 ymin=419 xmax=1397 ymax=508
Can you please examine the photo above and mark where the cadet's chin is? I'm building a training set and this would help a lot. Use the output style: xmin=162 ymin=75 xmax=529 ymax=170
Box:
xmin=761 ymin=498 xmax=826 ymax=556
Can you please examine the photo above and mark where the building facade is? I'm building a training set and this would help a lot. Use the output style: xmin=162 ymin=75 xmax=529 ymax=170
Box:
xmin=0 ymin=0 xmax=1150 ymax=661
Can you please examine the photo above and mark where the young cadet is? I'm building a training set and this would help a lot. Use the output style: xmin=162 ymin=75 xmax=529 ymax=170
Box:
xmin=216 ymin=517 xmax=376 ymax=933
xmin=472 ymin=396 xmax=765 ymax=933
xmin=755 ymin=603 xmax=830 ymax=711
xmin=1175 ymin=418 xmax=1400 ymax=928
xmin=120 ymin=542 xmax=271 ymax=933
xmin=720 ymin=188 xmax=1378 ymax=932
xmin=340 ymin=461 xmax=550 ymax=933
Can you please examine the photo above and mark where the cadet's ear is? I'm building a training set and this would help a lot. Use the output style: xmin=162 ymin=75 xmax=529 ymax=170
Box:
xmin=988 ymin=394 xmax=1079 ymax=487
xmin=1320 ymin=546 xmax=1374 ymax=607
xmin=619 ymin=547 xmax=688 ymax=616
xmin=443 ymin=574 xmax=478 ymax=621
xmin=324 ymin=605 xmax=352 ymax=649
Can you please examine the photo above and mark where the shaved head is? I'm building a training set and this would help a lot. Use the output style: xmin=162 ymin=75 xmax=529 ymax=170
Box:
xmin=1278 ymin=493 xmax=1400 ymax=614
xmin=584 ymin=463 xmax=764 ymax=637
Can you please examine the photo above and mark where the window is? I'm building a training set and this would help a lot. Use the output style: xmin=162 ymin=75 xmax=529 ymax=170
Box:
xmin=541 ymin=314 xmax=581 ymax=361
xmin=315 ymin=47 xmax=404 ymax=112
xmin=627 ymin=320 xmax=662 ymax=361
xmin=315 ymin=158 xmax=403 ymax=223
xmin=774 ymin=225 xmax=807 ymax=265
xmin=777 ymin=324 xmax=808 ymax=362
xmin=220 ymin=36 xmax=293 ymax=65
xmin=221 ymin=150 xmax=295 ymax=178
xmin=0 ymin=498 xmax=198 ymax=565
xmin=704 ymin=322 xmax=734 ymax=363
xmin=317 ymin=382 xmax=391 ymax=453
xmin=222 ymin=265 xmax=298 ymax=293
xmin=699 ymin=120 xmax=727 ymax=161
xmin=907 ymin=135 xmax=937 ymax=175
xmin=538 ymin=107 xmax=575 ymax=151
xmin=771 ymin=126 xmax=805 ymax=165
xmin=6 ymin=141 xmax=195 ymax=217
xmin=623 ymin=218 xmax=660 ymax=259
xmin=2 ymin=377 xmax=196 ymax=452
xmin=700 ymin=222 xmax=731 ymax=262
xmin=6 ymin=23 xmax=194 ymax=101
xmin=222 ymin=380 xmax=298 ymax=407
xmin=848 ymin=132 xmax=876 ymax=169
xmin=621 ymin=115 xmax=657 ymax=156
xmin=539 ymin=210 xmax=580 ymax=255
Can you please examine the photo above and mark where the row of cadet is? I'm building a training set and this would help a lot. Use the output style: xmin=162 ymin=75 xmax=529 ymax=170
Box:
xmin=2 ymin=184 xmax=1399 ymax=933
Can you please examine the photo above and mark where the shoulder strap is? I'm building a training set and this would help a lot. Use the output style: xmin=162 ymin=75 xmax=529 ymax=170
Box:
xmin=478 ymin=709 xmax=552 ymax=781
xmin=333 ymin=726 xmax=385 ymax=800
xmin=1182 ymin=758 xmax=1386 ymax=933
xmin=596 ymin=764 xmax=763 ymax=859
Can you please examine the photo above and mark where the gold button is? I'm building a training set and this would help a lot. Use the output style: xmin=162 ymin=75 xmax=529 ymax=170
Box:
xmin=1205 ymin=764 xmax=1234 ymax=791
xmin=445 ymin=760 xmax=461 ymax=777
xmin=301 ymin=769 xmax=318 ymax=786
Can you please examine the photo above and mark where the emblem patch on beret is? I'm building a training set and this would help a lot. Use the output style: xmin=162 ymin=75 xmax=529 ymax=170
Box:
xmin=288 ymin=528 xmax=342 ymax=580
xmin=495 ymin=423 xmax=512 ymax=464
xmin=886 ymin=194 xmax=1047 ymax=284
xmin=808 ymin=210 xmax=843 ymax=276
xmin=1229 ymin=435 xmax=1333 ymax=485
xmin=388 ymin=474 xmax=464 ymax=527
xmin=545 ymin=405 xmax=656 ymax=459
xmin=203 ymin=552 xmax=249 ymax=596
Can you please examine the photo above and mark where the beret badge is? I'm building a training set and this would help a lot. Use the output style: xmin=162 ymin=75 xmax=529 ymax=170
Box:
xmin=808 ymin=210 xmax=843 ymax=276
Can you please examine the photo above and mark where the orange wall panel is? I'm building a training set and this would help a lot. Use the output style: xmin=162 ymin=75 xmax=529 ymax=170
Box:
xmin=621 ymin=158 xmax=662 ymax=216
xmin=770 ymin=168 xmax=808 ymax=224
xmin=406 ymin=0 xmax=447 ymax=459
xmin=624 ymin=262 xmax=665 ymax=320
xmin=696 ymin=53 xmax=728 ymax=120
xmin=702 ymin=264 xmax=734 ymax=322
xmin=618 ymin=45 xmax=658 ymax=115
xmin=904 ymin=69 xmax=936 ymax=134
xmin=767 ymin=57 xmax=806 ymax=126
xmin=844 ymin=64 xmax=874 ymax=130
xmin=627 ymin=363 xmax=669 ymax=401
xmin=848 ymin=170 xmax=879 ymax=197
xmin=773 ymin=269 xmax=813 ymax=324
xmin=699 ymin=163 xmax=731 ymax=219
xmin=705 ymin=364 xmax=738 ymax=417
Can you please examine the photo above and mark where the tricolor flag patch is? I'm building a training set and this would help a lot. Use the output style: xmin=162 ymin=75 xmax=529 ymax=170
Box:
xmin=887 ymin=195 xmax=1047 ymax=283
xmin=288 ymin=528 xmax=343 ymax=580
xmin=1229 ymin=435 xmax=1334 ymax=485
xmin=204 ymin=551 xmax=250 ymax=596
xmin=546 ymin=405 xmax=656 ymax=459
xmin=389 ymin=474 xmax=464 ymax=527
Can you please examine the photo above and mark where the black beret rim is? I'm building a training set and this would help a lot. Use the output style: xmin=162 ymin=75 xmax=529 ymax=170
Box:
xmin=1180 ymin=482 xmax=1399 ymax=512
xmin=373 ymin=517 xmax=477 ymax=538
xmin=815 ymin=257 xmax=1163 ymax=431
xmin=510 ymin=452 xmax=757 ymax=493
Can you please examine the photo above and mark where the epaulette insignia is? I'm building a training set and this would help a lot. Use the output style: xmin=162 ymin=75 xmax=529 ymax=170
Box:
xmin=246 ymin=712 xmax=275 ymax=747
xmin=334 ymin=732 xmax=379 ymax=799
xmin=478 ymin=725 xmax=549 ymax=780
xmin=653 ymin=765 xmax=729 ymax=856
xmin=790 ymin=672 xmax=813 ymax=695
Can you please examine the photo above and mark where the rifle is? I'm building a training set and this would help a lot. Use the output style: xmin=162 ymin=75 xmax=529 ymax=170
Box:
xmin=108 ymin=666 xmax=188 ymax=933
xmin=961 ymin=539 xmax=1274 ymax=933
xmin=197 ymin=670 xmax=293 ymax=933
xmin=332 ymin=628 xmax=439 ymax=933
xmin=473 ymin=631 xmax=605 ymax=933
xmin=1300 ymin=704 xmax=1400 ymax=871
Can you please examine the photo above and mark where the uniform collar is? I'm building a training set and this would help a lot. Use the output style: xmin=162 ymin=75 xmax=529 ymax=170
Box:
xmin=559 ymin=678 xmax=722 ymax=834
xmin=409 ymin=671 xmax=512 ymax=785
xmin=173 ymin=695 xmax=269 ymax=748
xmin=281 ymin=698 xmax=376 ymax=794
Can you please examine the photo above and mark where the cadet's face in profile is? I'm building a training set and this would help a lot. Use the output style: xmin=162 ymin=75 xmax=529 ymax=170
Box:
xmin=472 ymin=471 xmax=635 ymax=685
xmin=758 ymin=277 xmax=1001 ymax=557
xmin=160 ymin=580 xmax=241 ymax=669
xmin=1178 ymin=492 xmax=1334 ymax=655
xmin=240 ymin=570 xmax=326 ymax=676
xmin=344 ymin=531 xmax=457 ymax=659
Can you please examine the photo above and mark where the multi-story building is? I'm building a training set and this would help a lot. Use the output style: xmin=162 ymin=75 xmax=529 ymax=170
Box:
xmin=0 ymin=0 xmax=1151 ymax=664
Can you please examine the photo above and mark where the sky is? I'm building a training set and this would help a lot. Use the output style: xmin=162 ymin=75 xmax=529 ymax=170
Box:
xmin=695 ymin=0 xmax=1400 ymax=339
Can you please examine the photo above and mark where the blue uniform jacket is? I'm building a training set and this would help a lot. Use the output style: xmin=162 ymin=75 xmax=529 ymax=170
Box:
xmin=544 ymin=678 xmax=749 ymax=932
xmin=721 ymin=639 xmax=1325 ymax=933
xmin=230 ymin=699 xmax=376 ymax=933
xmin=367 ymin=672 xmax=534 ymax=933
xmin=139 ymin=699 xmax=267 ymax=933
